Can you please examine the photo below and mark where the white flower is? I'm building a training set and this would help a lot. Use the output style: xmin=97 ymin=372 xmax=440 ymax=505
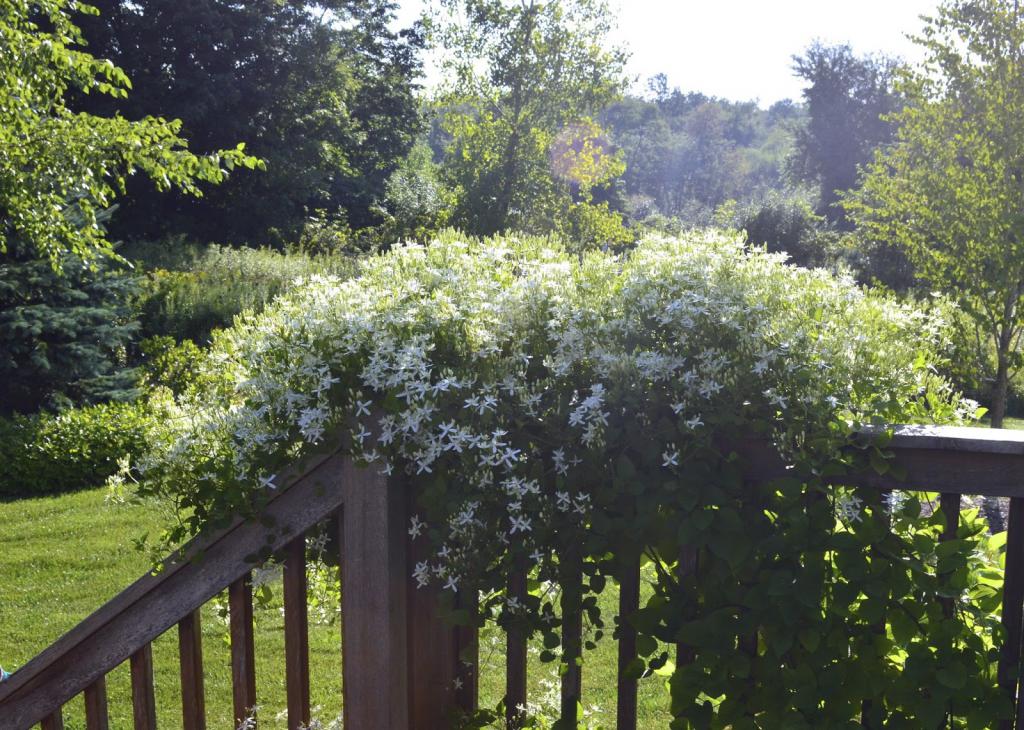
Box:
xmin=662 ymin=448 xmax=680 ymax=468
xmin=257 ymin=473 xmax=277 ymax=491
xmin=355 ymin=399 xmax=372 ymax=417
xmin=408 ymin=514 xmax=425 ymax=539
xmin=684 ymin=415 xmax=703 ymax=429
xmin=837 ymin=494 xmax=863 ymax=523
xmin=509 ymin=515 xmax=533 ymax=534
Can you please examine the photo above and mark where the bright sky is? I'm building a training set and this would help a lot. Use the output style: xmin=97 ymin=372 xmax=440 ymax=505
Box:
xmin=395 ymin=0 xmax=942 ymax=105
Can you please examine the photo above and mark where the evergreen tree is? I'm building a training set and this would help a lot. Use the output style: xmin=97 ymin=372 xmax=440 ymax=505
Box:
xmin=0 ymin=239 xmax=140 ymax=415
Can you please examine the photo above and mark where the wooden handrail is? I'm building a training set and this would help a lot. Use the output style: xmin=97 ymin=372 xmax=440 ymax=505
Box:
xmin=0 ymin=449 xmax=347 ymax=729
xmin=5 ymin=424 xmax=1024 ymax=730
xmin=737 ymin=424 xmax=1024 ymax=495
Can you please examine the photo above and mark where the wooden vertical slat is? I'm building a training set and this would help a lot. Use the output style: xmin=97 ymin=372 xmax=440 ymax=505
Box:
xmin=939 ymin=493 xmax=960 ymax=620
xmin=284 ymin=537 xmax=311 ymax=730
xmin=454 ymin=589 xmax=479 ymax=712
xmin=229 ymin=575 xmax=258 ymax=727
xmin=1000 ymin=498 xmax=1024 ymax=730
xmin=860 ymin=490 xmax=892 ymax=730
xmin=616 ymin=557 xmax=641 ymax=730
xmin=83 ymin=675 xmax=109 ymax=730
xmin=937 ymin=492 xmax=960 ymax=728
xmin=560 ymin=557 xmax=584 ymax=727
xmin=676 ymin=546 xmax=699 ymax=667
xmin=40 ymin=709 xmax=64 ymax=730
xmin=178 ymin=609 xmax=206 ymax=730
xmin=130 ymin=643 xmax=157 ymax=730
xmin=505 ymin=567 xmax=528 ymax=730
xmin=339 ymin=463 xmax=409 ymax=729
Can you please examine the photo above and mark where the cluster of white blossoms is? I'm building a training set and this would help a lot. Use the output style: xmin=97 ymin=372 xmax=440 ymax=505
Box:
xmin=130 ymin=230 xmax=969 ymax=598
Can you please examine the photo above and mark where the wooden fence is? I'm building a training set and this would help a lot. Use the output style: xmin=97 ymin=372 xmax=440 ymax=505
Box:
xmin=2 ymin=425 xmax=1024 ymax=729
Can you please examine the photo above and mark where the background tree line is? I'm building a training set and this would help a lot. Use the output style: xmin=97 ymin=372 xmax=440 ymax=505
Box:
xmin=7 ymin=0 xmax=1024 ymax=516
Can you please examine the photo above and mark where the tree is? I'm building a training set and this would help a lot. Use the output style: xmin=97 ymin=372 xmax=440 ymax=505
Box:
xmin=0 ymin=0 xmax=258 ymax=266
xmin=0 ymin=238 xmax=140 ymax=415
xmin=602 ymin=86 xmax=801 ymax=225
xmin=847 ymin=0 xmax=1024 ymax=528
xmin=73 ymin=0 xmax=424 ymax=245
xmin=429 ymin=0 xmax=628 ymax=237
xmin=791 ymin=43 xmax=900 ymax=227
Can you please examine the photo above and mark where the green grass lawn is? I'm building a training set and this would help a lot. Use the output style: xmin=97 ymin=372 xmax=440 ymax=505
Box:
xmin=971 ymin=415 xmax=1024 ymax=430
xmin=0 ymin=488 xmax=672 ymax=728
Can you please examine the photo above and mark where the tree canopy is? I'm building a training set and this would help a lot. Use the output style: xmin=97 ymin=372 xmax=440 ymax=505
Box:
xmin=792 ymin=42 xmax=900 ymax=227
xmin=848 ymin=0 xmax=1024 ymax=433
xmin=74 ymin=0 xmax=424 ymax=244
xmin=429 ymin=0 xmax=628 ymax=238
xmin=0 ymin=0 xmax=259 ymax=265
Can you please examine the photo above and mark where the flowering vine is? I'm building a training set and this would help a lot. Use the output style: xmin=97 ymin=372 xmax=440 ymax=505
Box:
xmin=127 ymin=231 xmax=1006 ymax=728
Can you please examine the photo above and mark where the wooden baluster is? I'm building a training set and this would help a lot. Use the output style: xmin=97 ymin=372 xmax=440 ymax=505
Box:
xmin=506 ymin=566 xmax=528 ymax=730
xmin=860 ymin=490 xmax=892 ymax=729
xmin=130 ymin=643 xmax=158 ymax=730
xmin=83 ymin=675 xmax=109 ymax=730
xmin=616 ymin=556 xmax=641 ymax=730
xmin=999 ymin=498 xmax=1024 ymax=730
xmin=284 ymin=537 xmax=311 ymax=730
xmin=40 ymin=709 xmax=64 ymax=730
xmin=938 ymin=493 xmax=961 ymax=619
xmin=339 ymin=462 xmax=409 ymax=729
xmin=560 ymin=556 xmax=584 ymax=728
xmin=454 ymin=589 xmax=479 ymax=712
xmin=936 ymin=492 xmax=960 ymax=728
xmin=179 ymin=608 xmax=207 ymax=730
xmin=676 ymin=545 xmax=699 ymax=668
xmin=230 ymin=575 xmax=258 ymax=727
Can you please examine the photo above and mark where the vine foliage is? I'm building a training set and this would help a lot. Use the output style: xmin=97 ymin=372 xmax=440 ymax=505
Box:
xmin=128 ymin=231 xmax=1006 ymax=728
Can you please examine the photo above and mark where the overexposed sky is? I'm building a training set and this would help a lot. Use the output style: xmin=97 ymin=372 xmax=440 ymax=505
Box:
xmin=395 ymin=0 xmax=941 ymax=105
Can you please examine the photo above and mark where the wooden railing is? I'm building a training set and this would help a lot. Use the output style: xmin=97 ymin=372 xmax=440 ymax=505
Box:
xmin=2 ymin=424 xmax=1024 ymax=729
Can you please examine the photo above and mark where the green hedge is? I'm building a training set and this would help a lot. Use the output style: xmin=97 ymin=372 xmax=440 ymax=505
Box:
xmin=0 ymin=401 xmax=151 ymax=498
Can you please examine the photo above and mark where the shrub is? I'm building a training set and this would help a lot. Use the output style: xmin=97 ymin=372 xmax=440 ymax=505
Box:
xmin=132 ymin=243 xmax=359 ymax=343
xmin=132 ymin=231 xmax=1005 ymax=726
xmin=137 ymin=336 xmax=203 ymax=395
xmin=0 ymin=400 xmax=154 ymax=498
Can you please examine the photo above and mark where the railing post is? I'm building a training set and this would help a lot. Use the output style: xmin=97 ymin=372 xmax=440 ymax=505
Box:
xmin=339 ymin=462 xmax=409 ymax=729
xmin=406 ymin=491 xmax=478 ymax=727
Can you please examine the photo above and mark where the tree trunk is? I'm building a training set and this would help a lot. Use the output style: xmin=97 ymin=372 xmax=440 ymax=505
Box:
xmin=984 ymin=353 xmax=1012 ymax=532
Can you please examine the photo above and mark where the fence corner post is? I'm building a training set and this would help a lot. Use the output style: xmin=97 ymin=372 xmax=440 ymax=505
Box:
xmin=340 ymin=461 xmax=410 ymax=729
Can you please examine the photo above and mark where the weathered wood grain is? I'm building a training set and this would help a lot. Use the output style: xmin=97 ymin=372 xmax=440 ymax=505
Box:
xmin=229 ymin=576 xmax=257 ymax=726
xmin=178 ymin=609 xmax=206 ymax=730
xmin=738 ymin=427 xmax=1024 ymax=496
xmin=339 ymin=463 xmax=409 ymax=729
xmin=406 ymin=509 xmax=474 ymax=729
xmin=283 ymin=537 xmax=311 ymax=730
xmin=129 ymin=644 xmax=156 ymax=730
xmin=83 ymin=676 xmax=108 ymax=730
xmin=38 ymin=710 xmax=63 ymax=730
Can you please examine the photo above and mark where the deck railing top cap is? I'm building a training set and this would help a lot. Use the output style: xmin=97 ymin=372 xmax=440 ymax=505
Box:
xmin=861 ymin=424 xmax=1024 ymax=456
